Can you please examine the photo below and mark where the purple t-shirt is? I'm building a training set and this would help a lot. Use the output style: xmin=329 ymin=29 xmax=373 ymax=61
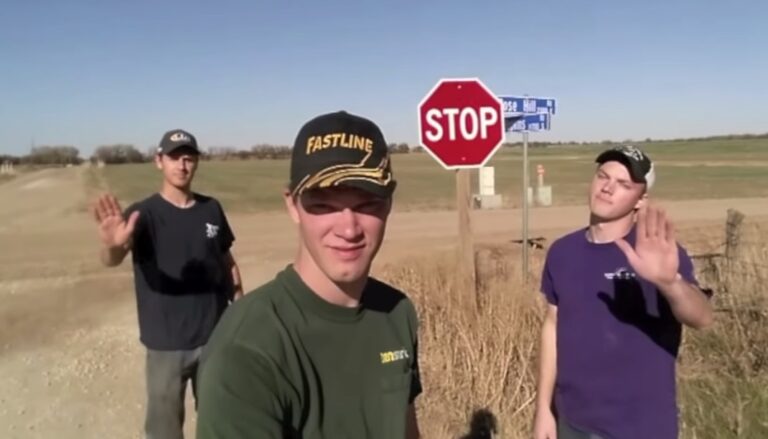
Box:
xmin=541 ymin=227 xmax=699 ymax=439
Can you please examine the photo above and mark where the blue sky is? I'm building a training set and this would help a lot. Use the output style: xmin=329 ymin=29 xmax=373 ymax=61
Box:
xmin=1 ymin=0 xmax=767 ymax=155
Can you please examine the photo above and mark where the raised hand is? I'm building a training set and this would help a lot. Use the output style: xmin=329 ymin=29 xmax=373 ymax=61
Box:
xmin=615 ymin=204 xmax=679 ymax=288
xmin=92 ymin=193 xmax=139 ymax=249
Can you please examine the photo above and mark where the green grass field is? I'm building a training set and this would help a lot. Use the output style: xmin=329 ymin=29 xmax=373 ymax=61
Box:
xmin=90 ymin=138 xmax=768 ymax=212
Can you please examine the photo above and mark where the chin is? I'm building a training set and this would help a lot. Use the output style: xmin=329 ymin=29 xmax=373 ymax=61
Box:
xmin=172 ymin=180 xmax=192 ymax=189
xmin=589 ymin=200 xmax=614 ymax=219
xmin=325 ymin=262 xmax=371 ymax=285
xmin=591 ymin=207 xmax=634 ymax=223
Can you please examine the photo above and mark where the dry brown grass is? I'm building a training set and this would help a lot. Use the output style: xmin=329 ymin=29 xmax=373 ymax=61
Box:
xmin=380 ymin=244 xmax=548 ymax=438
xmin=379 ymin=219 xmax=768 ymax=439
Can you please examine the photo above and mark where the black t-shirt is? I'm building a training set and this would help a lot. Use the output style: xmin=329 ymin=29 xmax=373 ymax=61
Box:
xmin=125 ymin=193 xmax=235 ymax=350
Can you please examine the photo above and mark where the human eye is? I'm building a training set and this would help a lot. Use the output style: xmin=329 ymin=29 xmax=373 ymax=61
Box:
xmin=304 ymin=202 xmax=336 ymax=215
xmin=356 ymin=199 xmax=387 ymax=214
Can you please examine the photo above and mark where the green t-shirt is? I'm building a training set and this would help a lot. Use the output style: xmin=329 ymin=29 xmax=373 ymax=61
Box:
xmin=196 ymin=264 xmax=422 ymax=439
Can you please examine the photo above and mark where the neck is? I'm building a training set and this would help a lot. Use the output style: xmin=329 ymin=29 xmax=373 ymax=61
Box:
xmin=587 ymin=212 xmax=635 ymax=243
xmin=159 ymin=183 xmax=194 ymax=208
xmin=293 ymin=248 xmax=367 ymax=308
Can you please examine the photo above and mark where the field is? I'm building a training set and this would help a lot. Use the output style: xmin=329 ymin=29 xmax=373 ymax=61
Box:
xmin=94 ymin=138 xmax=768 ymax=212
xmin=1 ymin=139 xmax=767 ymax=438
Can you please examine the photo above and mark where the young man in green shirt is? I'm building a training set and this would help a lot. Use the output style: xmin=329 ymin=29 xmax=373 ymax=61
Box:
xmin=196 ymin=111 xmax=422 ymax=439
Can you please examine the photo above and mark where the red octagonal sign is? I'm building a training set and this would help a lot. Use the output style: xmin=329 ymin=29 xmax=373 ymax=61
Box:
xmin=418 ymin=78 xmax=504 ymax=169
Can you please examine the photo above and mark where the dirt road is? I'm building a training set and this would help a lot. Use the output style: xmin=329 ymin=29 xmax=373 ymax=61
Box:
xmin=1 ymin=167 xmax=766 ymax=438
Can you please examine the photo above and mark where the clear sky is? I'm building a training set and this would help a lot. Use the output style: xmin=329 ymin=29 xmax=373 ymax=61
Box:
xmin=1 ymin=0 xmax=767 ymax=155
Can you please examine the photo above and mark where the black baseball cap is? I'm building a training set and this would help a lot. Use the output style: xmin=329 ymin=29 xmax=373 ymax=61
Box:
xmin=157 ymin=129 xmax=199 ymax=155
xmin=289 ymin=111 xmax=396 ymax=197
xmin=595 ymin=145 xmax=655 ymax=189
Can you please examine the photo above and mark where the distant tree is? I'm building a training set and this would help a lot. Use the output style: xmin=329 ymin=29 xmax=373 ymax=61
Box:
xmin=251 ymin=144 xmax=291 ymax=160
xmin=273 ymin=146 xmax=291 ymax=159
xmin=207 ymin=146 xmax=238 ymax=160
xmin=26 ymin=145 xmax=82 ymax=165
xmin=411 ymin=146 xmax=424 ymax=153
xmin=92 ymin=144 xmax=144 ymax=164
xmin=0 ymin=154 xmax=21 ymax=165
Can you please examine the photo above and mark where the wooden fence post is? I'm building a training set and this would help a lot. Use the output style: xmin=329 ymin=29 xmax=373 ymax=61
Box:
xmin=724 ymin=208 xmax=746 ymax=287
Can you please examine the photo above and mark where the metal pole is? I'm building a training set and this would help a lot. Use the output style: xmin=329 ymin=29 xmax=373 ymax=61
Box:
xmin=522 ymin=130 xmax=529 ymax=284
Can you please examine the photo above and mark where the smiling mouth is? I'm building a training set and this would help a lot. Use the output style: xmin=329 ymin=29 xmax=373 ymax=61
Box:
xmin=330 ymin=245 xmax=365 ymax=260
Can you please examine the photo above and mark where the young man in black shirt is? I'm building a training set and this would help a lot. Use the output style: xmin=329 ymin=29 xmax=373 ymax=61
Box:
xmin=92 ymin=129 xmax=243 ymax=439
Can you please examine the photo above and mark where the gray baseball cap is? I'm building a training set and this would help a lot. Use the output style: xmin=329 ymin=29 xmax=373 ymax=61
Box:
xmin=157 ymin=129 xmax=199 ymax=155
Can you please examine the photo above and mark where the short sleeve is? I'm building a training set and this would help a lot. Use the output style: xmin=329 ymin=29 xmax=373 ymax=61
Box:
xmin=196 ymin=344 xmax=287 ymax=438
xmin=678 ymin=244 xmax=712 ymax=298
xmin=406 ymin=301 xmax=422 ymax=404
xmin=409 ymin=340 xmax=423 ymax=404
xmin=216 ymin=201 xmax=235 ymax=253
xmin=540 ymin=250 xmax=559 ymax=305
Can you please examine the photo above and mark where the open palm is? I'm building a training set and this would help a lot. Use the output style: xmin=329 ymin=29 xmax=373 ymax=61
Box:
xmin=615 ymin=205 xmax=679 ymax=287
xmin=92 ymin=193 xmax=139 ymax=248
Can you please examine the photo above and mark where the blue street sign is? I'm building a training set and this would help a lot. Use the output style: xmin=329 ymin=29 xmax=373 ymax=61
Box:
xmin=505 ymin=113 xmax=551 ymax=133
xmin=499 ymin=96 xmax=557 ymax=116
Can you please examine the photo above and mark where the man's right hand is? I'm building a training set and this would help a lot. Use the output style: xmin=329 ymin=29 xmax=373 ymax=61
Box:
xmin=92 ymin=193 xmax=139 ymax=249
xmin=533 ymin=408 xmax=557 ymax=439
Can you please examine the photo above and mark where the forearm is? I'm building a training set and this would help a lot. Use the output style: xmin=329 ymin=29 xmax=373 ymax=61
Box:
xmin=536 ymin=306 xmax=558 ymax=413
xmin=658 ymin=276 xmax=713 ymax=329
xmin=226 ymin=252 xmax=243 ymax=298
xmin=231 ymin=264 xmax=243 ymax=297
xmin=100 ymin=244 xmax=128 ymax=267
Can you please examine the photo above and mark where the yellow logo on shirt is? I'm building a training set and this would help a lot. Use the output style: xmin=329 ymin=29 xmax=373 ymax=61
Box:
xmin=380 ymin=349 xmax=409 ymax=364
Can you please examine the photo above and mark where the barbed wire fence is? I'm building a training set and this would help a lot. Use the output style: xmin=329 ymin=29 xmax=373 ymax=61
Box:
xmin=690 ymin=209 xmax=767 ymax=316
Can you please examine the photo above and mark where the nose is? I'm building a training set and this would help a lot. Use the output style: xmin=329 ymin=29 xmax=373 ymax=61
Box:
xmin=335 ymin=208 xmax=362 ymax=241
xmin=601 ymin=180 xmax=614 ymax=194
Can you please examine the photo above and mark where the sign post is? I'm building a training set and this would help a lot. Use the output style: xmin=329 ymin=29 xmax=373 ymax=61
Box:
xmin=522 ymin=130 xmax=530 ymax=280
xmin=419 ymin=78 xmax=505 ymax=309
xmin=500 ymin=96 xmax=557 ymax=284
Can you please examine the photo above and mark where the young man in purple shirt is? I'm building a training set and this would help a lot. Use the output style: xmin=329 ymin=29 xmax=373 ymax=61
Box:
xmin=533 ymin=145 xmax=714 ymax=439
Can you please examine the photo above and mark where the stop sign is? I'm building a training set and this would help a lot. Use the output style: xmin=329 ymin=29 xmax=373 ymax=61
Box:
xmin=418 ymin=78 xmax=504 ymax=169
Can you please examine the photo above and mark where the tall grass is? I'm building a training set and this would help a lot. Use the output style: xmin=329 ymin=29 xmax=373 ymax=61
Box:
xmin=378 ymin=221 xmax=768 ymax=438
xmin=380 ymin=244 xmax=547 ymax=438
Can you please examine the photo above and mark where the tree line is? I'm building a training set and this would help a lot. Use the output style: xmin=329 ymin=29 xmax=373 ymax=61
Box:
xmin=1 ymin=146 xmax=82 ymax=166
xmin=0 ymin=142 xmax=424 ymax=166
xmin=2 ymin=132 xmax=766 ymax=166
